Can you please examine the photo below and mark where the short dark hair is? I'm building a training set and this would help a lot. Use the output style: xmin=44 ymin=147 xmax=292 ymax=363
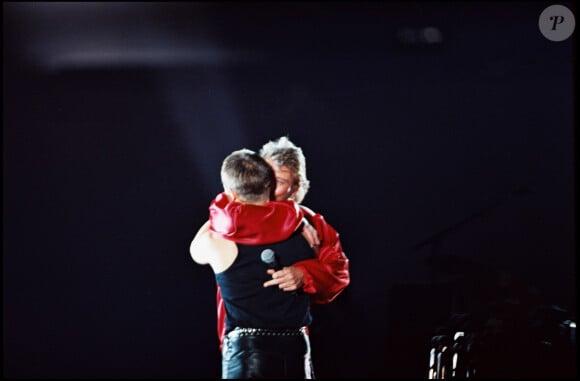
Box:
xmin=221 ymin=148 xmax=276 ymax=203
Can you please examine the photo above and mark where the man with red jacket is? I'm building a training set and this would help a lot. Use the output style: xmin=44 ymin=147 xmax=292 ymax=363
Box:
xmin=259 ymin=136 xmax=350 ymax=301
xmin=212 ymin=136 xmax=350 ymax=348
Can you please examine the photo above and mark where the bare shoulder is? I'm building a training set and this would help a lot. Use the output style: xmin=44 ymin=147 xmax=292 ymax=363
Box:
xmin=190 ymin=220 xmax=237 ymax=271
xmin=190 ymin=221 xmax=213 ymax=264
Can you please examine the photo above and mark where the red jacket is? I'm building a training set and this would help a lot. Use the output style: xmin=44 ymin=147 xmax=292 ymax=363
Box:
xmin=208 ymin=193 xmax=350 ymax=346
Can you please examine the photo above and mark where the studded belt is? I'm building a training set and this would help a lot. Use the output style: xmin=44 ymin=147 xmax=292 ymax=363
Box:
xmin=228 ymin=326 xmax=307 ymax=337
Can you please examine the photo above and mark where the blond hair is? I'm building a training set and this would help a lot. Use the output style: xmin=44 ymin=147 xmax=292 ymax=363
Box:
xmin=259 ymin=136 xmax=310 ymax=203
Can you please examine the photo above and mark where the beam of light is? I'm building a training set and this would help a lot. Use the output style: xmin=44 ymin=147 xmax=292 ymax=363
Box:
xmin=44 ymin=47 xmax=257 ymax=71
xmin=7 ymin=2 xmax=263 ymax=71
xmin=154 ymin=67 xmax=251 ymax=200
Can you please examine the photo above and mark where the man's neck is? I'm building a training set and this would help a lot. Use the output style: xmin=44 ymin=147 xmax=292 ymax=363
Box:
xmin=239 ymin=199 xmax=268 ymax=206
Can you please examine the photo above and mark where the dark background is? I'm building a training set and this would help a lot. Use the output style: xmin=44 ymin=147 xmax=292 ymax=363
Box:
xmin=3 ymin=2 xmax=576 ymax=379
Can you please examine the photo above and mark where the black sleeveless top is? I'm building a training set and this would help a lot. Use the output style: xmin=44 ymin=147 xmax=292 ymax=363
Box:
xmin=215 ymin=227 xmax=314 ymax=333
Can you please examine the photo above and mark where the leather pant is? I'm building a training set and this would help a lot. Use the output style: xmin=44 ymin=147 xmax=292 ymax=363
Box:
xmin=221 ymin=327 xmax=314 ymax=379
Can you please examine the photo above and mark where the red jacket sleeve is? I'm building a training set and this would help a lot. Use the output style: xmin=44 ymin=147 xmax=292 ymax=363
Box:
xmin=292 ymin=206 xmax=350 ymax=304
